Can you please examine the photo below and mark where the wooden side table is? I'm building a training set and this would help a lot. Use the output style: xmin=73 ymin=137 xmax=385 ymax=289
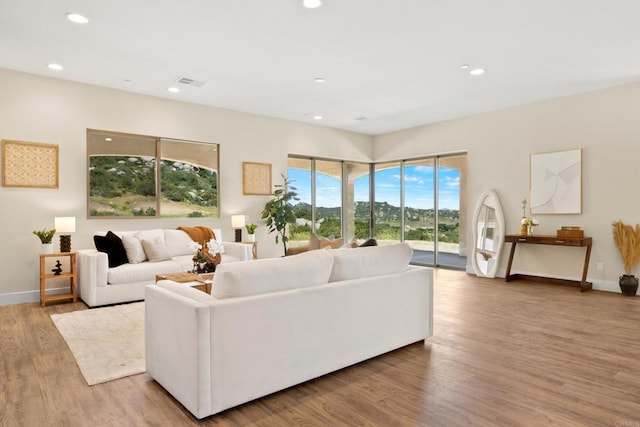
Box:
xmin=39 ymin=252 xmax=78 ymax=306
xmin=504 ymin=235 xmax=593 ymax=292
xmin=241 ymin=241 xmax=258 ymax=259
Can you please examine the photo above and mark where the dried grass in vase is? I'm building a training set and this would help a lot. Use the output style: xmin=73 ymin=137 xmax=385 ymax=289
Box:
xmin=611 ymin=220 xmax=640 ymax=274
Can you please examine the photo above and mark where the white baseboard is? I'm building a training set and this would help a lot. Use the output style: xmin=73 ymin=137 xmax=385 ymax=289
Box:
xmin=0 ymin=286 xmax=74 ymax=306
xmin=0 ymin=272 xmax=630 ymax=306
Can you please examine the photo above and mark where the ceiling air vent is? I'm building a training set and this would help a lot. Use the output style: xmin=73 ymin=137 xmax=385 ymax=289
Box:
xmin=176 ymin=77 xmax=207 ymax=88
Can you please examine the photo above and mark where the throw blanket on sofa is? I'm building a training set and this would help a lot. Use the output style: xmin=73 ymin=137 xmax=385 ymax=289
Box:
xmin=177 ymin=226 xmax=221 ymax=264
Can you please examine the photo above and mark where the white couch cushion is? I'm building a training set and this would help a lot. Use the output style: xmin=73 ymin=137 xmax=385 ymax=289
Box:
xmin=107 ymin=259 xmax=182 ymax=284
xmin=212 ymin=249 xmax=334 ymax=299
xmin=142 ymin=236 xmax=172 ymax=262
xmin=155 ymin=280 xmax=214 ymax=302
xmin=172 ymin=254 xmax=196 ymax=272
xmin=329 ymin=243 xmax=413 ymax=282
xmin=165 ymin=229 xmax=196 ymax=257
xmin=136 ymin=229 xmax=165 ymax=241
xmin=220 ymin=254 xmax=241 ymax=264
xmin=122 ymin=233 xmax=147 ymax=264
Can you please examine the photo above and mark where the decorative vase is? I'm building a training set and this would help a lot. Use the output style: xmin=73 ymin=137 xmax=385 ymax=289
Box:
xmin=526 ymin=225 xmax=533 ymax=236
xmin=619 ymin=274 xmax=639 ymax=296
xmin=520 ymin=223 xmax=528 ymax=236
xmin=41 ymin=243 xmax=54 ymax=254
xmin=248 ymin=234 xmax=255 ymax=242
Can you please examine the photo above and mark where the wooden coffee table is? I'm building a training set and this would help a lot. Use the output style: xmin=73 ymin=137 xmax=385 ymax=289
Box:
xmin=155 ymin=272 xmax=214 ymax=294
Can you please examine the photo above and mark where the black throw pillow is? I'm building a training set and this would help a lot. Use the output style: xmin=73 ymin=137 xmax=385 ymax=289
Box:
xmin=94 ymin=231 xmax=129 ymax=268
xmin=359 ymin=238 xmax=378 ymax=247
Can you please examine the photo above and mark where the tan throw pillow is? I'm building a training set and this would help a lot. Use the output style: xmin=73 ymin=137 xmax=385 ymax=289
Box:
xmin=308 ymin=232 xmax=321 ymax=250
xmin=319 ymin=237 xmax=344 ymax=249
xmin=141 ymin=236 xmax=171 ymax=262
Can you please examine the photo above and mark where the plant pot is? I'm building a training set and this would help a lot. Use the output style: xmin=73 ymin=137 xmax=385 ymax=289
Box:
xmin=40 ymin=243 xmax=54 ymax=254
xmin=247 ymin=234 xmax=255 ymax=242
xmin=619 ymin=274 xmax=639 ymax=296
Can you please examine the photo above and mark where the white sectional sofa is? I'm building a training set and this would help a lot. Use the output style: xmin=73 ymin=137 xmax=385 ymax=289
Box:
xmin=77 ymin=228 xmax=252 ymax=307
xmin=145 ymin=243 xmax=433 ymax=419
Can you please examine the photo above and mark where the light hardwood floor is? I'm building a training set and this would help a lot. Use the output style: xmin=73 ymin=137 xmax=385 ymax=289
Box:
xmin=1 ymin=269 xmax=639 ymax=426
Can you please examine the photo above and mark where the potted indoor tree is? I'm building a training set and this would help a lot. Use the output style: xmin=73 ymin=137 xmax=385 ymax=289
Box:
xmin=33 ymin=228 xmax=56 ymax=254
xmin=612 ymin=220 xmax=640 ymax=296
xmin=261 ymin=174 xmax=298 ymax=256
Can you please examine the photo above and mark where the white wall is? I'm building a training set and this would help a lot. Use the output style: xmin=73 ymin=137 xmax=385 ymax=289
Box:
xmin=0 ymin=69 xmax=372 ymax=304
xmin=374 ymin=82 xmax=640 ymax=292
xmin=2 ymin=67 xmax=638 ymax=304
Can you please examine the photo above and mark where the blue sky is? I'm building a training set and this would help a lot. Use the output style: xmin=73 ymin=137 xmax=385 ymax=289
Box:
xmin=288 ymin=165 xmax=460 ymax=210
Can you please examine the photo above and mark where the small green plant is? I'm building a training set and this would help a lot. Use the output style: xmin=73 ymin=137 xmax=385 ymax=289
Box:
xmin=33 ymin=228 xmax=56 ymax=244
xmin=245 ymin=223 xmax=258 ymax=234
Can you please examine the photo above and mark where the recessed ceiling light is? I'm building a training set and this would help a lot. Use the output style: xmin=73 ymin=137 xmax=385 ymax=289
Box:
xmin=314 ymin=77 xmax=325 ymax=83
xmin=47 ymin=63 xmax=63 ymax=71
xmin=469 ymin=68 xmax=485 ymax=76
xmin=66 ymin=12 xmax=89 ymax=24
xmin=303 ymin=0 xmax=323 ymax=9
xmin=313 ymin=115 xmax=323 ymax=120
xmin=460 ymin=64 xmax=470 ymax=69
xmin=168 ymin=87 xmax=180 ymax=93
xmin=105 ymin=138 xmax=112 ymax=142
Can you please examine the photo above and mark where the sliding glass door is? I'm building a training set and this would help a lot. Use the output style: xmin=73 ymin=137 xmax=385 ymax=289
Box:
xmin=314 ymin=160 xmax=342 ymax=238
xmin=436 ymin=154 xmax=467 ymax=268
xmin=288 ymin=153 xmax=466 ymax=269
xmin=403 ymin=158 xmax=435 ymax=265
xmin=346 ymin=162 xmax=371 ymax=240
xmin=372 ymin=154 xmax=467 ymax=269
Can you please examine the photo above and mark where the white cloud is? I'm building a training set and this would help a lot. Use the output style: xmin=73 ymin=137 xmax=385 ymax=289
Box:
xmin=445 ymin=176 xmax=460 ymax=189
xmin=404 ymin=175 xmax=423 ymax=184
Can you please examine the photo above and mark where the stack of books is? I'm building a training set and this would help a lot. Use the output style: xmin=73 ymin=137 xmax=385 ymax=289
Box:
xmin=557 ymin=226 xmax=584 ymax=238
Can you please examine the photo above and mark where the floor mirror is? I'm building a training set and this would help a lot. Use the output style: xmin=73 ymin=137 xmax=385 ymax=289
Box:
xmin=472 ymin=189 xmax=505 ymax=278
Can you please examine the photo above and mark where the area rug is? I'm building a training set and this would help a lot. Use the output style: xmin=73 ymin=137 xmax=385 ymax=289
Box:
xmin=50 ymin=302 xmax=145 ymax=386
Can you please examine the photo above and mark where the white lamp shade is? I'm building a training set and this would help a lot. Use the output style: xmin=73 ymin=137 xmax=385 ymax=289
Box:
xmin=55 ymin=217 xmax=76 ymax=233
xmin=231 ymin=215 xmax=246 ymax=228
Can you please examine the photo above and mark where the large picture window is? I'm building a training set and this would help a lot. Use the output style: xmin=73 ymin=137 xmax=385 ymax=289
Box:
xmin=288 ymin=153 xmax=466 ymax=269
xmin=87 ymin=130 xmax=219 ymax=218
xmin=287 ymin=157 xmax=371 ymax=247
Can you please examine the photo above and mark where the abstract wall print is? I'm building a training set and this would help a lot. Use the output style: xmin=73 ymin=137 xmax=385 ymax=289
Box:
xmin=2 ymin=139 xmax=59 ymax=188
xmin=243 ymin=162 xmax=272 ymax=195
xmin=530 ymin=148 xmax=581 ymax=214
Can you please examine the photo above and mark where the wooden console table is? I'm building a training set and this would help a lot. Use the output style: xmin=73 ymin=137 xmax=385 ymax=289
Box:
xmin=504 ymin=235 xmax=593 ymax=292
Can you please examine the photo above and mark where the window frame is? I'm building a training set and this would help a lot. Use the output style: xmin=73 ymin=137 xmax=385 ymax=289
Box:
xmin=87 ymin=129 xmax=220 ymax=219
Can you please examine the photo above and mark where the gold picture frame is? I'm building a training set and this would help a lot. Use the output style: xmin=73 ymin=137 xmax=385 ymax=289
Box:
xmin=2 ymin=139 xmax=59 ymax=188
xmin=242 ymin=162 xmax=272 ymax=195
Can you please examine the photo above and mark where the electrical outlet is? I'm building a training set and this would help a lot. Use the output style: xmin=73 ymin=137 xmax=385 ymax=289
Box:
xmin=597 ymin=262 xmax=604 ymax=271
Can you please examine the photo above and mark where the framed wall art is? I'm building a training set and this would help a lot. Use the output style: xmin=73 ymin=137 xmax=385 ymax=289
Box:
xmin=530 ymin=148 xmax=581 ymax=215
xmin=2 ymin=139 xmax=59 ymax=188
xmin=242 ymin=162 xmax=272 ymax=195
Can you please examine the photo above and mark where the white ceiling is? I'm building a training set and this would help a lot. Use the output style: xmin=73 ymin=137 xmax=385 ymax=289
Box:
xmin=1 ymin=0 xmax=640 ymax=136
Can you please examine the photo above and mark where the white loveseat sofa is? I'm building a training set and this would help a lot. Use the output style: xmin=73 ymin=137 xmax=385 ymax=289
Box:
xmin=145 ymin=243 xmax=433 ymax=419
xmin=77 ymin=228 xmax=252 ymax=307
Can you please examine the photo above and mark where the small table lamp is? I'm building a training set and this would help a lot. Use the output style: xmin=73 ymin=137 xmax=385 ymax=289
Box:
xmin=231 ymin=215 xmax=245 ymax=243
xmin=55 ymin=217 xmax=76 ymax=252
